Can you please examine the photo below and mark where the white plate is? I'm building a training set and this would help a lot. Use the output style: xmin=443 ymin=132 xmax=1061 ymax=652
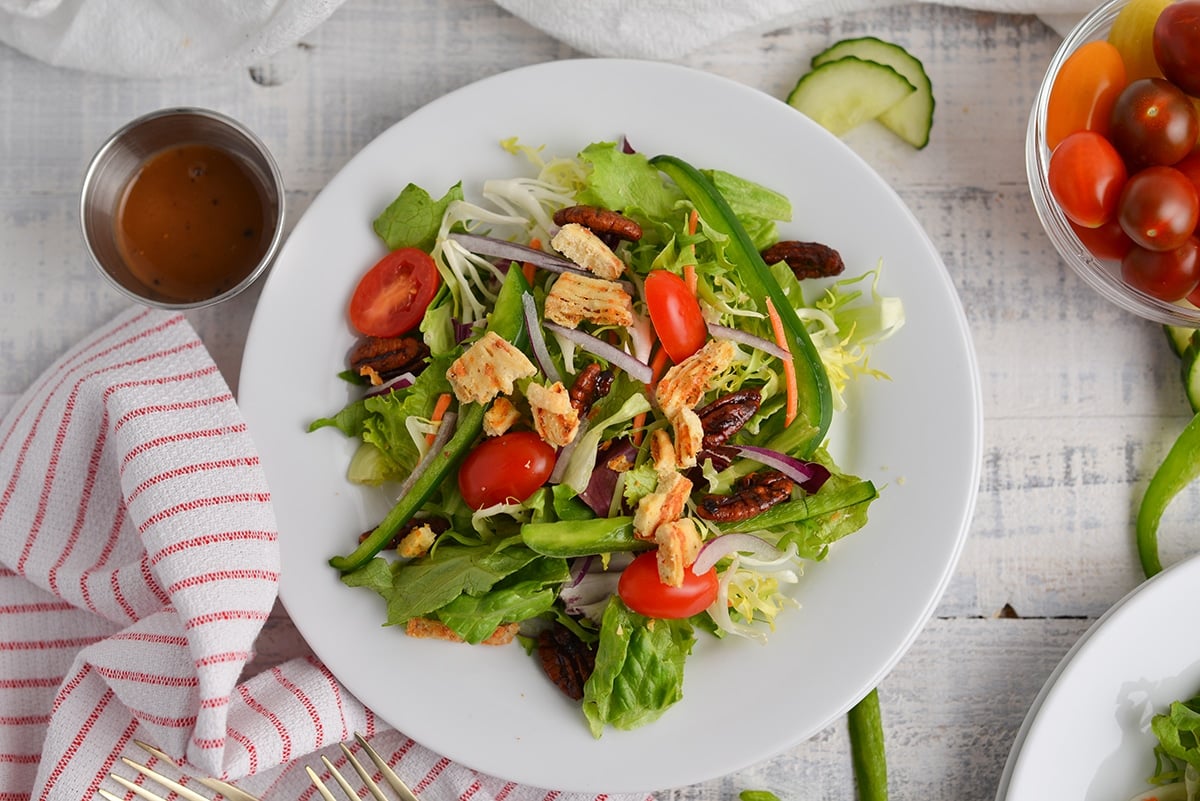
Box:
xmin=999 ymin=553 xmax=1200 ymax=801
xmin=239 ymin=58 xmax=982 ymax=793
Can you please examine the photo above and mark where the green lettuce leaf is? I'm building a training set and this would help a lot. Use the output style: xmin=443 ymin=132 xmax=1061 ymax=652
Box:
xmin=373 ymin=182 xmax=463 ymax=251
xmin=435 ymin=556 xmax=569 ymax=643
xmin=577 ymin=142 xmax=682 ymax=226
xmin=582 ymin=597 xmax=695 ymax=737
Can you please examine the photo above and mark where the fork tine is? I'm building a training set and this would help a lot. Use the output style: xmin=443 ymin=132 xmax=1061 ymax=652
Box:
xmin=338 ymin=742 xmax=390 ymax=801
xmin=321 ymin=755 xmax=363 ymax=800
xmin=133 ymin=740 xmax=262 ymax=801
xmin=102 ymin=774 xmax=167 ymax=801
xmin=353 ymin=732 xmax=420 ymax=801
xmin=305 ymin=765 xmax=341 ymax=801
xmin=119 ymin=758 xmax=213 ymax=801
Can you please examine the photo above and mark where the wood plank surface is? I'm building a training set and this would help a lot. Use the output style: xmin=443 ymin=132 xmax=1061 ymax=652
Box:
xmin=3 ymin=1 xmax=1195 ymax=798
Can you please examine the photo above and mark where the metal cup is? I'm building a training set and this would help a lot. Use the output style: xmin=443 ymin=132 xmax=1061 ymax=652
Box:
xmin=80 ymin=107 xmax=285 ymax=310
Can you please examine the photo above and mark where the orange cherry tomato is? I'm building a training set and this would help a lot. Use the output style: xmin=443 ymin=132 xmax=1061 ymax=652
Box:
xmin=617 ymin=550 xmax=719 ymax=620
xmin=348 ymin=247 xmax=441 ymax=338
xmin=1046 ymin=40 xmax=1128 ymax=150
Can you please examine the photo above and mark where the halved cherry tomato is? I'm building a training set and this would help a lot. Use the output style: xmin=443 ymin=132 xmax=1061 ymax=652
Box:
xmin=1118 ymin=166 xmax=1200 ymax=251
xmin=1121 ymin=236 xmax=1200 ymax=300
xmin=1048 ymin=131 xmax=1128 ymax=228
xmin=1046 ymin=40 xmax=1127 ymax=150
xmin=348 ymin=247 xmax=440 ymax=337
xmin=617 ymin=550 xmax=719 ymax=620
xmin=644 ymin=270 xmax=707 ymax=363
xmin=457 ymin=431 xmax=556 ymax=510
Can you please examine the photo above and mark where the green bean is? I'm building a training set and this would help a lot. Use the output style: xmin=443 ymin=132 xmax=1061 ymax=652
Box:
xmin=848 ymin=688 xmax=888 ymax=801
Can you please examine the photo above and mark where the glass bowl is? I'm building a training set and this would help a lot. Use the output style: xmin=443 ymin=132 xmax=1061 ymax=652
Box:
xmin=1026 ymin=0 xmax=1200 ymax=326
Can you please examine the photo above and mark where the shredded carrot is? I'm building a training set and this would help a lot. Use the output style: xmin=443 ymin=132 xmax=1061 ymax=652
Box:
xmin=682 ymin=209 xmax=699 ymax=294
xmin=764 ymin=298 xmax=798 ymax=427
xmin=631 ymin=346 xmax=672 ymax=445
xmin=426 ymin=393 xmax=453 ymax=447
xmin=521 ymin=237 xmax=541 ymax=285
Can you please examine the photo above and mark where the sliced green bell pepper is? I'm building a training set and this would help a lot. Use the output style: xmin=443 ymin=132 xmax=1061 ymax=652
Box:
xmin=1136 ymin=408 xmax=1200 ymax=578
xmin=330 ymin=266 xmax=531 ymax=573
xmin=649 ymin=154 xmax=832 ymax=455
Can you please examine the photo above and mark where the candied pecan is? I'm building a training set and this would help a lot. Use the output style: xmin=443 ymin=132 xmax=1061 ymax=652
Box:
xmin=349 ymin=336 xmax=429 ymax=382
xmin=537 ymin=623 xmax=596 ymax=700
xmin=568 ymin=363 xmax=614 ymax=416
xmin=553 ymin=205 xmax=643 ymax=242
xmin=696 ymin=389 xmax=761 ymax=449
xmin=760 ymin=240 xmax=845 ymax=280
xmin=694 ymin=470 xmax=793 ymax=523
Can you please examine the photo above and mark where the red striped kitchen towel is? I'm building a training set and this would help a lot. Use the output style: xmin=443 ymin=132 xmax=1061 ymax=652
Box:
xmin=0 ymin=306 xmax=652 ymax=801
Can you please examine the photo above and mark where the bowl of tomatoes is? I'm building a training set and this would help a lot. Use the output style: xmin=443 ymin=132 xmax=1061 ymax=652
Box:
xmin=1027 ymin=0 xmax=1200 ymax=325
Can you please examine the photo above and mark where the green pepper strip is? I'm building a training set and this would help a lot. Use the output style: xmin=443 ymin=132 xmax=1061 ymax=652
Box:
xmin=649 ymin=154 xmax=833 ymax=455
xmin=848 ymin=688 xmax=889 ymax=801
xmin=521 ymin=516 xmax=649 ymax=558
xmin=329 ymin=267 xmax=531 ymax=573
xmin=1136 ymin=409 xmax=1200 ymax=579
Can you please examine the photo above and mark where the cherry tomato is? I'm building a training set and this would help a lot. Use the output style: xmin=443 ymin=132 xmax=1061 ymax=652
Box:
xmin=617 ymin=550 xmax=719 ymax=620
xmin=348 ymin=247 xmax=441 ymax=338
xmin=1121 ymin=236 xmax=1200 ymax=300
xmin=1048 ymin=131 xmax=1128 ymax=227
xmin=1176 ymin=147 xmax=1200 ymax=216
xmin=1109 ymin=0 xmax=1174 ymax=81
xmin=457 ymin=431 xmax=556 ymax=510
xmin=644 ymin=270 xmax=707 ymax=363
xmin=1109 ymin=78 xmax=1200 ymax=169
xmin=1071 ymin=217 xmax=1134 ymax=261
xmin=1118 ymin=166 xmax=1200 ymax=250
xmin=1154 ymin=0 xmax=1200 ymax=97
xmin=1046 ymin=41 xmax=1127 ymax=149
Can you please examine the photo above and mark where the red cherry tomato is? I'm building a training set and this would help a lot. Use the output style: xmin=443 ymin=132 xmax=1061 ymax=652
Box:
xmin=348 ymin=247 xmax=441 ymax=337
xmin=1121 ymin=237 xmax=1200 ymax=300
xmin=1118 ymin=166 xmax=1200 ymax=250
xmin=1048 ymin=131 xmax=1128 ymax=227
xmin=644 ymin=270 xmax=708 ymax=363
xmin=1153 ymin=0 xmax=1200 ymax=97
xmin=617 ymin=550 xmax=719 ymax=620
xmin=1071 ymin=218 xmax=1134 ymax=261
xmin=1046 ymin=40 xmax=1128 ymax=149
xmin=1175 ymin=148 xmax=1200 ymax=226
xmin=457 ymin=431 xmax=556 ymax=510
xmin=1108 ymin=78 xmax=1200 ymax=169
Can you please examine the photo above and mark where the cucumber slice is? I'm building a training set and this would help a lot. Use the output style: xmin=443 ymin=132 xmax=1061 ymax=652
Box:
xmin=1164 ymin=324 xmax=1197 ymax=358
xmin=786 ymin=56 xmax=916 ymax=138
xmin=812 ymin=36 xmax=935 ymax=149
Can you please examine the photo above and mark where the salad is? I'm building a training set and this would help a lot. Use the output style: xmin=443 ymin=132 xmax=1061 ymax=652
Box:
xmin=311 ymin=138 xmax=903 ymax=736
xmin=1126 ymin=689 xmax=1200 ymax=801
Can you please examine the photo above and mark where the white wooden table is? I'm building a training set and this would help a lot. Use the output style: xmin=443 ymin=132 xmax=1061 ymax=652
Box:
xmin=3 ymin=1 xmax=1194 ymax=798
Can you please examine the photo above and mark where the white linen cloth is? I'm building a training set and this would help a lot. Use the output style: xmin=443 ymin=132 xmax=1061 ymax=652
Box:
xmin=0 ymin=306 xmax=652 ymax=801
xmin=2 ymin=0 xmax=1091 ymax=78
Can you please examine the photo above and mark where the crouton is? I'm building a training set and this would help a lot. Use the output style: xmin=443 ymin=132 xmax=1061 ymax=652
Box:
xmin=525 ymin=381 xmax=580 ymax=447
xmin=405 ymin=618 xmax=519 ymax=645
xmin=654 ymin=518 xmax=704 ymax=587
xmin=655 ymin=339 xmax=737 ymax=416
xmin=483 ymin=396 xmax=522 ymax=437
xmin=551 ymin=222 xmax=626 ymax=279
xmin=445 ymin=331 xmax=536 ymax=405
xmin=632 ymin=469 xmax=693 ymax=541
xmin=397 ymin=523 xmax=437 ymax=559
xmin=544 ymin=272 xmax=633 ymax=329
xmin=670 ymin=407 xmax=704 ymax=469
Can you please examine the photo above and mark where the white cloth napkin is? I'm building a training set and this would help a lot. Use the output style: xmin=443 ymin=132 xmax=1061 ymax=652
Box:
xmin=0 ymin=306 xmax=652 ymax=801
xmin=1 ymin=0 xmax=1091 ymax=78
xmin=491 ymin=0 xmax=1094 ymax=56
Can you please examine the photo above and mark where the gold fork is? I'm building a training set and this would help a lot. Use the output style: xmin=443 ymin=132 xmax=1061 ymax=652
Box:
xmin=98 ymin=739 xmax=261 ymax=801
xmin=306 ymin=732 xmax=419 ymax=801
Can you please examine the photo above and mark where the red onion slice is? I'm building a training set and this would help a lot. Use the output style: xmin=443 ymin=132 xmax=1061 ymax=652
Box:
xmin=706 ymin=322 xmax=790 ymax=361
xmin=733 ymin=444 xmax=831 ymax=494
xmin=692 ymin=533 xmax=785 ymax=574
xmin=363 ymin=371 xmax=417 ymax=398
xmin=543 ymin=322 xmax=653 ymax=384
xmin=449 ymin=232 xmax=583 ymax=276
xmin=521 ymin=292 xmax=562 ymax=386
xmin=393 ymin=411 xmax=457 ymax=503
